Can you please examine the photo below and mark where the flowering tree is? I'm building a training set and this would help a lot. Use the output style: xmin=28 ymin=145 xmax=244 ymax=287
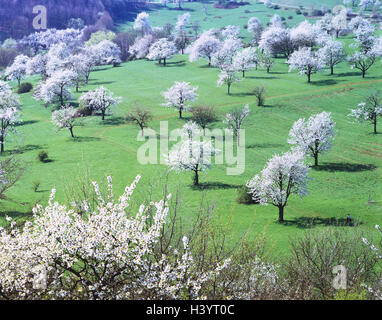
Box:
xmin=147 ymin=38 xmax=176 ymax=66
xmin=187 ymin=31 xmax=221 ymax=66
xmin=52 ymin=105 xmax=81 ymax=138
xmin=222 ymin=25 xmax=240 ymax=39
xmin=211 ymin=38 xmax=242 ymax=69
xmin=290 ymin=20 xmax=322 ymax=48
xmin=0 ymin=81 xmax=20 ymax=153
xmin=349 ymin=91 xmax=382 ymax=134
xmin=90 ymin=40 xmax=122 ymax=66
xmin=26 ymin=54 xmax=48 ymax=80
xmin=133 ymin=12 xmax=152 ymax=36
xmin=161 ymin=82 xmax=198 ymax=118
xmin=259 ymin=27 xmax=294 ymax=58
xmin=224 ymin=104 xmax=250 ymax=146
xmin=347 ymin=51 xmax=377 ymax=78
xmin=0 ymin=176 xmax=229 ymax=299
xmin=4 ymin=55 xmax=29 ymax=87
xmin=287 ymin=47 xmax=324 ymax=83
xmin=232 ymin=47 xmax=255 ymax=77
xmin=331 ymin=11 xmax=347 ymax=38
xmin=79 ymin=86 xmax=122 ymax=120
xmin=217 ymin=68 xmax=241 ymax=95
xmin=129 ymin=34 xmax=155 ymax=59
xmin=288 ymin=112 xmax=336 ymax=166
xmin=34 ymin=70 xmax=76 ymax=106
xmin=45 ymin=43 xmax=71 ymax=76
xmin=167 ymin=123 xmax=215 ymax=186
xmin=317 ymin=40 xmax=345 ymax=75
xmin=174 ymin=13 xmax=191 ymax=54
xmin=318 ymin=13 xmax=334 ymax=34
xmin=259 ymin=51 xmax=274 ymax=73
xmin=247 ymin=17 xmax=263 ymax=45
xmin=247 ymin=151 xmax=310 ymax=223
xmin=71 ymin=52 xmax=95 ymax=85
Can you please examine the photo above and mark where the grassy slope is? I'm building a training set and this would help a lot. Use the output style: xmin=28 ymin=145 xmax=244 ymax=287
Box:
xmin=1 ymin=2 xmax=382 ymax=259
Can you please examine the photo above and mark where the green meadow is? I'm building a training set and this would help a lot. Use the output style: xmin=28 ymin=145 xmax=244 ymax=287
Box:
xmin=2 ymin=1 xmax=382 ymax=259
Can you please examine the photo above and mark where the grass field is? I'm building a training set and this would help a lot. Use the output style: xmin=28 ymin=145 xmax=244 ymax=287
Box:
xmin=1 ymin=2 xmax=382 ymax=259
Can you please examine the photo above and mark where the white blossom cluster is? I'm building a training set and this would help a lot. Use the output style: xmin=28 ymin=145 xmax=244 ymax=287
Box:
xmin=0 ymin=176 xmax=230 ymax=299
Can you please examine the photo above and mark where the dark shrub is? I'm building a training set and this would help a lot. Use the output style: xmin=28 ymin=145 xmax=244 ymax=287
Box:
xmin=236 ymin=186 xmax=259 ymax=204
xmin=76 ymin=105 xmax=93 ymax=117
xmin=37 ymin=150 xmax=49 ymax=163
xmin=296 ymin=9 xmax=302 ymax=15
xmin=17 ymin=82 xmax=33 ymax=94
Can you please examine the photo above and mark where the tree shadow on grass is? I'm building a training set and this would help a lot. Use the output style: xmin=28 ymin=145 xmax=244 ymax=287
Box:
xmin=246 ymin=76 xmax=279 ymax=80
xmin=91 ymin=81 xmax=115 ymax=86
xmin=5 ymin=144 xmax=42 ymax=155
xmin=334 ymin=71 xmax=360 ymax=77
xmin=15 ymin=120 xmax=39 ymax=127
xmin=313 ymin=162 xmax=377 ymax=172
xmin=281 ymin=216 xmax=362 ymax=229
xmin=166 ymin=60 xmax=186 ymax=67
xmin=101 ymin=117 xmax=125 ymax=126
xmin=311 ymin=79 xmax=341 ymax=86
xmin=247 ymin=143 xmax=285 ymax=149
xmin=192 ymin=182 xmax=241 ymax=190
xmin=70 ymin=136 xmax=101 ymax=142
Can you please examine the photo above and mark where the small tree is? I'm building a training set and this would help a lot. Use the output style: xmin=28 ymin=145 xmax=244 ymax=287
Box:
xmin=317 ymin=40 xmax=345 ymax=75
xmin=34 ymin=70 xmax=76 ymax=106
xmin=190 ymin=105 xmax=217 ymax=135
xmin=4 ymin=55 xmax=29 ymax=87
xmin=232 ymin=48 xmax=255 ymax=78
xmin=0 ymin=81 xmax=20 ymax=154
xmin=167 ymin=123 xmax=215 ymax=186
xmin=247 ymin=150 xmax=310 ymax=223
xmin=260 ymin=51 xmax=274 ymax=73
xmin=52 ymin=105 xmax=82 ymax=138
xmin=161 ymin=81 xmax=198 ymax=118
xmin=125 ymin=107 xmax=153 ymax=136
xmin=288 ymin=111 xmax=336 ymax=166
xmin=147 ymin=38 xmax=176 ymax=66
xmin=347 ymin=51 xmax=377 ymax=78
xmin=224 ymin=104 xmax=250 ymax=147
xmin=79 ymin=86 xmax=122 ymax=120
xmin=253 ymin=86 xmax=266 ymax=107
xmin=349 ymin=91 xmax=382 ymax=134
xmin=217 ymin=68 xmax=241 ymax=95
xmin=188 ymin=31 xmax=221 ymax=67
xmin=287 ymin=47 xmax=324 ymax=83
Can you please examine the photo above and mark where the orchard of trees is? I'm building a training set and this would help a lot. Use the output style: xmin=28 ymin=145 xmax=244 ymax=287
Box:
xmin=0 ymin=0 xmax=382 ymax=300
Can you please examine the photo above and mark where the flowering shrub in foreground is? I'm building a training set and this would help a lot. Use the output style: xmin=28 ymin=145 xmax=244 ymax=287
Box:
xmin=0 ymin=176 xmax=229 ymax=300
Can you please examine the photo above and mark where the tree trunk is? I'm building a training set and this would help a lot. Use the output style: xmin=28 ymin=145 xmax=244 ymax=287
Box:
xmin=242 ymin=70 xmax=245 ymax=78
xmin=278 ymin=206 xmax=284 ymax=223
xmin=0 ymin=135 xmax=4 ymax=154
xmin=362 ymin=70 xmax=365 ymax=78
xmin=102 ymin=110 xmax=105 ymax=120
xmin=69 ymin=127 xmax=74 ymax=138
xmin=330 ymin=65 xmax=334 ymax=75
xmin=163 ymin=58 xmax=166 ymax=66
xmin=374 ymin=117 xmax=377 ymax=134
xmin=314 ymin=153 xmax=318 ymax=166
xmin=227 ymin=84 xmax=231 ymax=95
xmin=307 ymin=72 xmax=311 ymax=83
xmin=208 ymin=57 xmax=211 ymax=67
xmin=193 ymin=170 xmax=199 ymax=186
xmin=179 ymin=108 xmax=182 ymax=119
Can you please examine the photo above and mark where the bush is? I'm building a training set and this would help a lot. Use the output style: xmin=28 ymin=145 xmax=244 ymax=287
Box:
xmin=296 ymin=9 xmax=302 ymax=15
xmin=236 ymin=185 xmax=259 ymax=204
xmin=284 ymin=229 xmax=381 ymax=299
xmin=37 ymin=151 xmax=49 ymax=163
xmin=76 ymin=105 xmax=93 ymax=117
xmin=17 ymin=82 xmax=33 ymax=94
xmin=288 ymin=16 xmax=294 ymax=20
xmin=253 ymin=86 xmax=266 ymax=106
